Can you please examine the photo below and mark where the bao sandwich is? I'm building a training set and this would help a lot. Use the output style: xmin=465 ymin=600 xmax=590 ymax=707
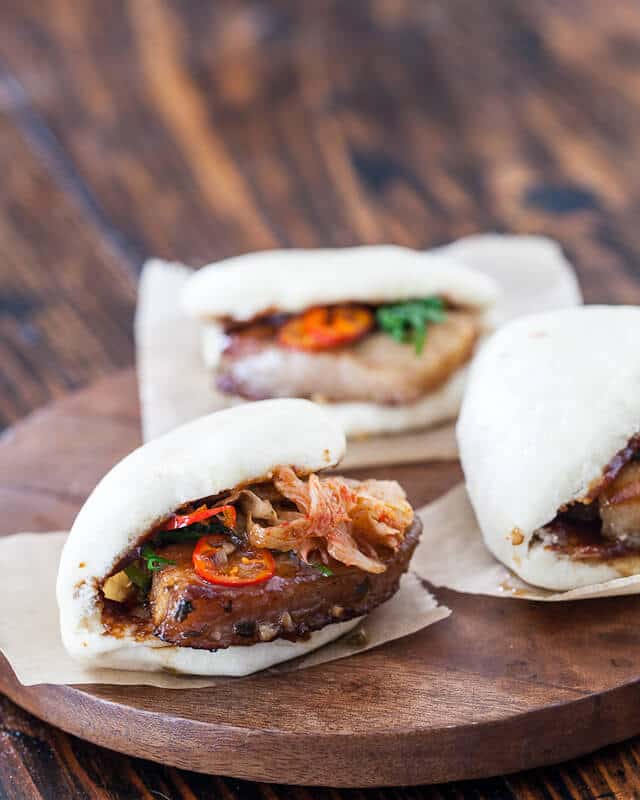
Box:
xmin=57 ymin=399 xmax=421 ymax=675
xmin=181 ymin=246 xmax=500 ymax=436
xmin=458 ymin=306 xmax=640 ymax=591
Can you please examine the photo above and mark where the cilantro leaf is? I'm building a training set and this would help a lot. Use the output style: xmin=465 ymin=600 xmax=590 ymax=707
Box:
xmin=124 ymin=562 xmax=151 ymax=591
xmin=376 ymin=297 xmax=446 ymax=354
xmin=140 ymin=544 xmax=176 ymax=572
xmin=312 ymin=563 xmax=334 ymax=577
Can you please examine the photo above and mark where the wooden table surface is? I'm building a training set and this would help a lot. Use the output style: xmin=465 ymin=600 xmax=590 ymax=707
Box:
xmin=2 ymin=1 xmax=640 ymax=797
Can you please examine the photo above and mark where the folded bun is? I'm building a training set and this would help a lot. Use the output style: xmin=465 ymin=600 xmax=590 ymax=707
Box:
xmin=457 ymin=306 xmax=640 ymax=590
xmin=319 ymin=369 xmax=467 ymax=437
xmin=57 ymin=399 xmax=349 ymax=674
xmin=182 ymin=246 xmax=500 ymax=322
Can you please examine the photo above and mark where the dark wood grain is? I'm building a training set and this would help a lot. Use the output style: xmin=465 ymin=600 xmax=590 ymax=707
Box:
xmin=1 ymin=0 xmax=640 ymax=796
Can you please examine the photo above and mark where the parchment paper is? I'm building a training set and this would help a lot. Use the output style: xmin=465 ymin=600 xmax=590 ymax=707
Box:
xmin=0 ymin=532 xmax=450 ymax=688
xmin=414 ymin=484 xmax=640 ymax=600
xmin=135 ymin=235 xmax=582 ymax=467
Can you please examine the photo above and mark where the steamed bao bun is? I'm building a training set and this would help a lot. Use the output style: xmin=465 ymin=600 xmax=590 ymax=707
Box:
xmin=57 ymin=399 xmax=365 ymax=677
xmin=457 ymin=306 xmax=640 ymax=591
xmin=181 ymin=245 xmax=502 ymax=437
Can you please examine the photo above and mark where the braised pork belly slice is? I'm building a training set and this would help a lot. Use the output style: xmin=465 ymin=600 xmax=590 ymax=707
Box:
xmin=148 ymin=518 xmax=421 ymax=649
xmin=534 ymin=440 xmax=640 ymax=561
xmin=217 ymin=311 xmax=478 ymax=405
xmin=100 ymin=469 xmax=418 ymax=648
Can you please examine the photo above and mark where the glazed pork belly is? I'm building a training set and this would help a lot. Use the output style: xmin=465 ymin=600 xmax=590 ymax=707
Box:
xmin=217 ymin=310 xmax=479 ymax=405
xmin=148 ymin=519 xmax=421 ymax=649
xmin=101 ymin=467 xmax=418 ymax=650
xmin=534 ymin=437 xmax=640 ymax=561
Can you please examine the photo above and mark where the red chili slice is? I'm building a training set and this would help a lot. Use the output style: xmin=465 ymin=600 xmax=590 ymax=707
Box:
xmin=278 ymin=305 xmax=374 ymax=351
xmin=192 ymin=534 xmax=275 ymax=586
xmin=159 ymin=504 xmax=237 ymax=532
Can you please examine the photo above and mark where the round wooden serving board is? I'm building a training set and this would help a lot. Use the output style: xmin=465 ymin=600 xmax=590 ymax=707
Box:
xmin=2 ymin=369 xmax=640 ymax=787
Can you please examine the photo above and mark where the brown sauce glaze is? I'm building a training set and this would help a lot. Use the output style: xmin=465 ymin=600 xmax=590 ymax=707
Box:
xmin=582 ymin=433 xmax=640 ymax=502
xmin=100 ymin=598 xmax=153 ymax=641
xmin=541 ymin=434 xmax=640 ymax=562
xmin=542 ymin=517 xmax=638 ymax=561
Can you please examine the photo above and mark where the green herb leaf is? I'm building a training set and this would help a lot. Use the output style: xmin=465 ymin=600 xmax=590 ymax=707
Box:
xmin=156 ymin=518 xmax=233 ymax=546
xmin=312 ymin=563 xmax=334 ymax=577
xmin=124 ymin=562 xmax=151 ymax=591
xmin=376 ymin=297 xmax=446 ymax=354
xmin=140 ymin=544 xmax=176 ymax=572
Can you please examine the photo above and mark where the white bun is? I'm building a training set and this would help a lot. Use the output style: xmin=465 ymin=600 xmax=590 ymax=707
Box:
xmin=305 ymin=369 xmax=466 ymax=437
xmin=57 ymin=399 xmax=347 ymax=674
xmin=64 ymin=617 xmax=362 ymax=677
xmin=182 ymin=246 xmax=500 ymax=322
xmin=457 ymin=306 xmax=640 ymax=590
xmin=518 ymin=542 xmax=624 ymax=591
